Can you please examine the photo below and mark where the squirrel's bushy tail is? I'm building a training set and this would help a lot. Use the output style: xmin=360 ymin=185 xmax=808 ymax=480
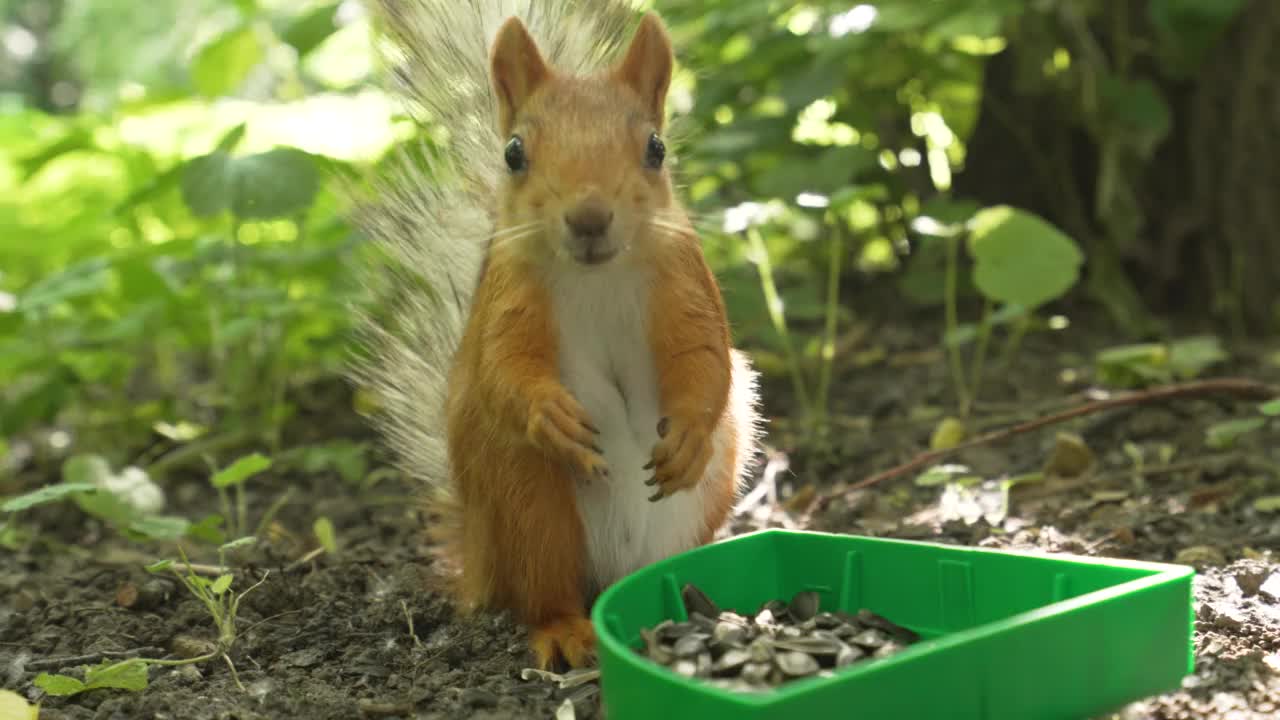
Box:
xmin=346 ymin=0 xmax=644 ymax=544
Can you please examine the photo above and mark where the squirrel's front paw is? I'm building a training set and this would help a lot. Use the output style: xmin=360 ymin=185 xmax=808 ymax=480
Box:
xmin=644 ymin=414 xmax=714 ymax=501
xmin=527 ymin=386 xmax=609 ymax=480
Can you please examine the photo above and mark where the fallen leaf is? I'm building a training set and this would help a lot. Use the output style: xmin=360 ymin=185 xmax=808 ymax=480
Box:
xmin=1175 ymin=545 xmax=1225 ymax=567
xmin=1254 ymin=496 xmax=1280 ymax=513
xmin=0 ymin=689 xmax=38 ymax=720
xmin=1042 ymin=432 xmax=1095 ymax=478
xmin=930 ymin=417 xmax=966 ymax=450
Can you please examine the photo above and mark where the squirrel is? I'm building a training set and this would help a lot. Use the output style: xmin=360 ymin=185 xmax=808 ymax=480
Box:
xmin=350 ymin=0 xmax=762 ymax=671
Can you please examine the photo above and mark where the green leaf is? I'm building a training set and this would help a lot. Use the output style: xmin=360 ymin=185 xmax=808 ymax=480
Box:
xmin=220 ymin=535 xmax=258 ymax=552
xmin=211 ymin=453 xmax=272 ymax=489
xmin=915 ymin=463 xmax=973 ymax=487
xmin=1261 ymin=399 xmax=1280 ymax=417
xmin=282 ymin=3 xmax=341 ymax=57
xmin=191 ymin=26 xmax=264 ymax=97
xmin=215 ymin=122 xmax=248 ymax=153
xmin=1167 ymin=335 xmax=1226 ymax=378
xmin=967 ymin=206 xmax=1084 ymax=310
xmin=187 ymin=514 xmax=228 ymax=544
xmin=314 ymin=516 xmax=337 ymax=553
xmin=211 ymin=574 xmax=234 ymax=595
xmin=1205 ymin=418 xmax=1266 ymax=449
xmin=179 ymin=148 xmax=319 ymax=220
xmin=34 ymin=672 xmax=87 ymax=696
xmin=180 ymin=151 xmax=233 ymax=217
xmin=145 ymin=559 xmax=175 ymax=573
xmin=1098 ymin=76 xmax=1172 ymax=156
xmin=1 ymin=482 xmax=97 ymax=513
xmin=18 ymin=257 xmax=112 ymax=312
xmin=84 ymin=659 xmax=148 ymax=692
xmin=127 ymin=516 xmax=191 ymax=541
xmin=229 ymin=148 xmax=319 ymax=219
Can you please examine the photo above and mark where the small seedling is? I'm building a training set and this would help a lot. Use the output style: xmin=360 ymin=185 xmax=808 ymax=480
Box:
xmin=32 ymin=538 xmax=266 ymax=698
xmin=933 ymin=205 xmax=1084 ymax=419
xmin=210 ymin=453 xmax=272 ymax=537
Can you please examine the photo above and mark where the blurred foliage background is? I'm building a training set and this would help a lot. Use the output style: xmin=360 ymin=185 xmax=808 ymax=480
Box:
xmin=1 ymin=0 xmax=1275 ymax=494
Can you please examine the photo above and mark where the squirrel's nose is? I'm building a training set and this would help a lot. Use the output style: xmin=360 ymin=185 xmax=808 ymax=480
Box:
xmin=564 ymin=198 xmax=613 ymax=240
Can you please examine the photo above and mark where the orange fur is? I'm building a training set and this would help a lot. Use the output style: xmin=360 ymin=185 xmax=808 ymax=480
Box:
xmin=428 ymin=11 xmax=750 ymax=670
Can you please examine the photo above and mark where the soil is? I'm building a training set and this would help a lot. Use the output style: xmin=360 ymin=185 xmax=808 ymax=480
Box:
xmin=3 ymin=287 xmax=1280 ymax=720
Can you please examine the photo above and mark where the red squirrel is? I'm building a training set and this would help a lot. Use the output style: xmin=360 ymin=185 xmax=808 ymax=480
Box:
xmin=351 ymin=0 xmax=761 ymax=671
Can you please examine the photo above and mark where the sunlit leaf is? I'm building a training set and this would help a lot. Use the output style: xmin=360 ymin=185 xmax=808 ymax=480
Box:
xmin=34 ymin=672 xmax=87 ymax=696
xmin=0 ymin=689 xmax=39 ymax=719
xmin=191 ymin=25 xmax=264 ymax=97
xmin=314 ymin=516 xmax=337 ymax=553
xmin=967 ymin=206 xmax=1083 ymax=310
xmin=1 ymin=482 xmax=97 ymax=513
xmin=1205 ymin=418 xmax=1265 ymax=449
xmin=1261 ymin=399 xmax=1280 ymax=417
xmin=211 ymin=453 xmax=272 ymax=488
xmin=84 ymin=659 xmax=148 ymax=692
xmin=282 ymin=3 xmax=342 ymax=57
xmin=1167 ymin=335 xmax=1226 ymax=378
xmin=220 ymin=535 xmax=258 ymax=552
xmin=211 ymin=574 xmax=234 ymax=595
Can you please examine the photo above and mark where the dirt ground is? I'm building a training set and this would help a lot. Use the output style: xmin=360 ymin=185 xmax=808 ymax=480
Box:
xmin=3 ymin=292 xmax=1280 ymax=719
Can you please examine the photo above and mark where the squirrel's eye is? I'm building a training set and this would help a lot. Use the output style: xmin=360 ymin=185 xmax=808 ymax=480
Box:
xmin=644 ymin=133 xmax=665 ymax=169
xmin=504 ymin=136 xmax=527 ymax=173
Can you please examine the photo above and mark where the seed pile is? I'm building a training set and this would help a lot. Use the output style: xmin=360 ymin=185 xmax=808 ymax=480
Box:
xmin=635 ymin=583 xmax=921 ymax=692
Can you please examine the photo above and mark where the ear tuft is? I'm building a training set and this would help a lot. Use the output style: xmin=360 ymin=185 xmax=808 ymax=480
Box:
xmin=490 ymin=17 xmax=550 ymax=136
xmin=614 ymin=13 xmax=674 ymax=128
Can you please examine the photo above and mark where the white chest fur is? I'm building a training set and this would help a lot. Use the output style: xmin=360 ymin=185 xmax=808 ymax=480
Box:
xmin=547 ymin=262 xmax=719 ymax=596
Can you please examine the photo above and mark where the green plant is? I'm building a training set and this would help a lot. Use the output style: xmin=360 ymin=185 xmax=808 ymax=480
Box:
xmin=927 ymin=205 xmax=1083 ymax=418
xmin=1095 ymin=335 xmax=1227 ymax=388
xmin=34 ymin=538 xmax=266 ymax=697
xmin=209 ymin=452 xmax=272 ymax=538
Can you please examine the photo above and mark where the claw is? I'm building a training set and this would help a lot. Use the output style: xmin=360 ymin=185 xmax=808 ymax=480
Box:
xmin=648 ymin=489 xmax=664 ymax=502
xmin=644 ymin=475 xmax=658 ymax=486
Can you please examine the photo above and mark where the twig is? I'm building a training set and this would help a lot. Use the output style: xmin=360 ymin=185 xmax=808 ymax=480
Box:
xmin=284 ymin=546 xmax=326 ymax=572
xmin=1012 ymin=453 xmax=1242 ymax=502
xmin=24 ymin=647 xmax=166 ymax=671
xmin=823 ymin=378 xmax=1278 ymax=503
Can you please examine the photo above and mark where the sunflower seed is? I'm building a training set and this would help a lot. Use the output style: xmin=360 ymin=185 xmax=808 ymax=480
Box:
xmin=788 ymin=590 xmax=821 ymax=621
xmin=776 ymin=651 xmax=819 ymax=677
xmin=835 ymin=643 xmax=864 ymax=667
xmin=712 ymin=648 xmax=749 ymax=675
xmin=849 ymin=628 xmax=890 ymax=650
xmin=633 ymin=582 xmax=921 ymax=693
xmin=673 ymin=633 xmax=708 ymax=658
xmin=682 ymin=583 xmax=720 ymax=618
xmin=741 ymin=662 xmax=772 ymax=685
xmin=713 ymin=621 xmax=746 ymax=646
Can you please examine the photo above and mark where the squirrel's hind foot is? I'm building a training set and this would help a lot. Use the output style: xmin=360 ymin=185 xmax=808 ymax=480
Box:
xmin=530 ymin=615 xmax=597 ymax=670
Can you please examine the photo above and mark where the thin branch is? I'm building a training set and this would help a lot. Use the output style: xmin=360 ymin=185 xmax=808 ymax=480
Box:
xmin=820 ymin=378 xmax=1278 ymax=505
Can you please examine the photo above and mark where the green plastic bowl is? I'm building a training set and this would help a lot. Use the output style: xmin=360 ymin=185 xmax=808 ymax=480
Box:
xmin=591 ymin=529 xmax=1194 ymax=719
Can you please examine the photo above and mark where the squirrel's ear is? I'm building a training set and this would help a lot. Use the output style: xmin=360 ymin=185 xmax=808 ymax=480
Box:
xmin=614 ymin=13 xmax=674 ymax=128
xmin=490 ymin=17 xmax=550 ymax=135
